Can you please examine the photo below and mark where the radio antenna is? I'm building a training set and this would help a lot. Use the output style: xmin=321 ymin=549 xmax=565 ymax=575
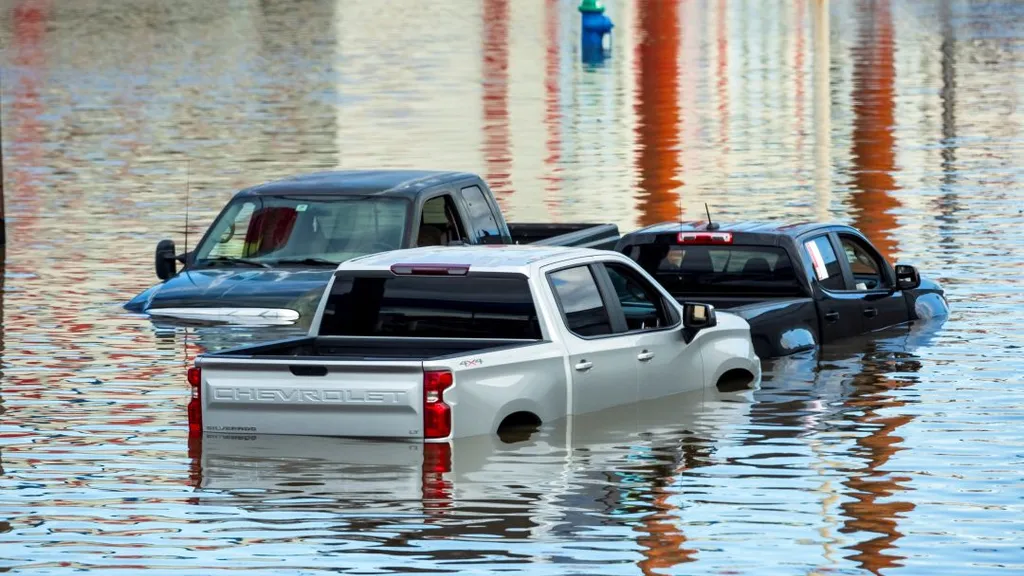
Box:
xmin=184 ymin=158 xmax=191 ymax=258
xmin=705 ymin=202 xmax=720 ymax=231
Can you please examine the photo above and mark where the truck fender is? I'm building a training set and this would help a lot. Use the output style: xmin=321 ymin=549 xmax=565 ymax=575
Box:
xmin=492 ymin=399 xmax=547 ymax=436
xmin=910 ymin=292 xmax=949 ymax=321
xmin=775 ymin=327 xmax=817 ymax=356
xmin=696 ymin=313 xmax=762 ymax=390
xmin=707 ymin=353 xmax=762 ymax=391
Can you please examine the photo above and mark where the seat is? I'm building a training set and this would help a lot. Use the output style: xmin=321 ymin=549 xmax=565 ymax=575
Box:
xmin=679 ymin=249 xmax=714 ymax=273
xmin=243 ymin=208 xmax=297 ymax=257
xmin=417 ymin=224 xmax=445 ymax=247
xmin=742 ymin=257 xmax=772 ymax=275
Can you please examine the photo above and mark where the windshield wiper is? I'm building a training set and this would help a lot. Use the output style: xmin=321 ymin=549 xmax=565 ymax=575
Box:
xmin=271 ymin=257 xmax=340 ymax=267
xmin=199 ymin=256 xmax=272 ymax=268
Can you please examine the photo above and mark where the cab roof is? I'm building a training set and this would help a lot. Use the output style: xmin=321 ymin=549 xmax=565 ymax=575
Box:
xmin=235 ymin=169 xmax=476 ymax=198
xmin=337 ymin=244 xmax=613 ymax=275
xmin=630 ymin=220 xmax=841 ymax=237
xmin=617 ymin=220 xmax=856 ymax=248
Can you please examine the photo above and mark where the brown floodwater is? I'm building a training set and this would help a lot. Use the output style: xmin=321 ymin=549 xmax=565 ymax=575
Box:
xmin=1 ymin=0 xmax=1022 ymax=574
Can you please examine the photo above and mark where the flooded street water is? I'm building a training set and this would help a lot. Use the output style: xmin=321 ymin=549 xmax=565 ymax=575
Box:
xmin=1 ymin=0 xmax=1022 ymax=573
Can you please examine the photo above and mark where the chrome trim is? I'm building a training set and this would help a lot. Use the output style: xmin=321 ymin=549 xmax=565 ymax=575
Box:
xmin=146 ymin=307 xmax=299 ymax=325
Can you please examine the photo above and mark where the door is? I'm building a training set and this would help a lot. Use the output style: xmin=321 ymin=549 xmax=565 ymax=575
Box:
xmin=834 ymin=232 xmax=910 ymax=332
xmin=596 ymin=261 xmax=705 ymax=400
xmin=546 ymin=264 xmax=639 ymax=415
xmin=802 ymin=234 xmax=864 ymax=343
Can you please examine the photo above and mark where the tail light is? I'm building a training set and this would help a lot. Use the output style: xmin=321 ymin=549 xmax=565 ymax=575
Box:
xmin=423 ymin=369 xmax=453 ymax=439
xmin=391 ymin=263 xmax=469 ymax=276
xmin=678 ymin=232 xmax=732 ymax=244
xmin=187 ymin=366 xmax=202 ymax=436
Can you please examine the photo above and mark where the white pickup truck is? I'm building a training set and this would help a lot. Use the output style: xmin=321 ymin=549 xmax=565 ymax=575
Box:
xmin=187 ymin=245 xmax=761 ymax=441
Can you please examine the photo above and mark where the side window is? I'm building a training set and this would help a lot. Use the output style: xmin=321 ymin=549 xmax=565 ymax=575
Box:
xmin=803 ymin=235 xmax=846 ymax=291
xmin=460 ymin=185 xmax=501 ymax=242
xmin=418 ymin=195 xmax=465 ymax=247
xmin=548 ymin=266 xmax=613 ymax=337
xmin=838 ymin=234 xmax=888 ymax=290
xmin=602 ymin=263 xmax=672 ymax=331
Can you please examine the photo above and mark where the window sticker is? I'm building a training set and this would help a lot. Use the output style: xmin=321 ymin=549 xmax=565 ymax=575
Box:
xmin=804 ymin=240 xmax=830 ymax=281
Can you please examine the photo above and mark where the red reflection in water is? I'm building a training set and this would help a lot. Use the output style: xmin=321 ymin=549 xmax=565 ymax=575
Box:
xmin=850 ymin=0 xmax=901 ymax=261
xmin=542 ymin=0 xmax=563 ymax=218
xmin=635 ymin=0 xmax=682 ymax=227
xmin=794 ymin=0 xmax=806 ymax=156
xmin=715 ymin=0 xmax=729 ymax=156
xmin=482 ymin=0 xmax=512 ymax=209
xmin=8 ymin=0 xmax=51 ymax=244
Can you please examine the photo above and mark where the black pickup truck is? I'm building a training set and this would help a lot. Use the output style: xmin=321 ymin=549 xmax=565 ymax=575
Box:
xmin=124 ymin=169 xmax=619 ymax=326
xmin=614 ymin=221 xmax=949 ymax=358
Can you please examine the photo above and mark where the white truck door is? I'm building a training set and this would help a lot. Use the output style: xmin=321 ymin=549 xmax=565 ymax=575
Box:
xmin=545 ymin=264 xmax=639 ymax=415
xmin=595 ymin=260 xmax=706 ymax=400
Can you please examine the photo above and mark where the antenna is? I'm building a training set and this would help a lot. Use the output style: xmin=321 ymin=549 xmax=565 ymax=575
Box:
xmin=184 ymin=158 xmax=191 ymax=258
xmin=705 ymin=202 xmax=720 ymax=231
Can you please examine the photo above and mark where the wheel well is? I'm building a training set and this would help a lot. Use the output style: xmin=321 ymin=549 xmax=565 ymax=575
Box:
xmin=497 ymin=411 xmax=542 ymax=444
xmin=716 ymin=368 xmax=755 ymax=392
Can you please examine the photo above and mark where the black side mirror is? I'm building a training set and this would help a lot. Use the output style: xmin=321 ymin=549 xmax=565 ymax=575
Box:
xmin=155 ymin=239 xmax=178 ymax=280
xmin=895 ymin=264 xmax=920 ymax=290
xmin=683 ymin=302 xmax=717 ymax=330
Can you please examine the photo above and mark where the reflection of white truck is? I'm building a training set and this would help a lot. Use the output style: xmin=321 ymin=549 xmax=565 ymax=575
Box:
xmin=187 ymin=245 xmax=761 ymax=441
xmin=190 ymin=387 xmax=757 ymax=543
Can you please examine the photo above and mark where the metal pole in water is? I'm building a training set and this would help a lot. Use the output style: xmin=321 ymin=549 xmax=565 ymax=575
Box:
xmin=0 ymin=69 xmax=5 ymax=248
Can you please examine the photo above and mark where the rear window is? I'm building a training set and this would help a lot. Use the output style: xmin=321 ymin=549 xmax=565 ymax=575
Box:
xmin=319 ymin=273 xmax=542 ymax=339
xmin=623 ymin=242 xmax=805 ymax=296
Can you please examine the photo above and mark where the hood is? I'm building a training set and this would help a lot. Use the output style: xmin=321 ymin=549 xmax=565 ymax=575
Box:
xmin=124 ymin=267 xmax=334 ymax=323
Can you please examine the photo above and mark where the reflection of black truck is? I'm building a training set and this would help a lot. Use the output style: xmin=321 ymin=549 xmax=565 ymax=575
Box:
xmin=125 ymin=170 xmax=620 ymax=326
xmin=614 ymin=221 xmax=949 ymax=358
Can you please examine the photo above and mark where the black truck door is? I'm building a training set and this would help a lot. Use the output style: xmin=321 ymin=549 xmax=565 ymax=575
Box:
xmin=802 ymin=234 xmax=864 ymax=343
xmin=833 ymin=232 xmax=910 ymax=333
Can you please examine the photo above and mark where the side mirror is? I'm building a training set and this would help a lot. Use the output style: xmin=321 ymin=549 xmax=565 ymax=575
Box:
xmin=895 ymin=264 xmax=920 ymax=290
xmin=683 ymin=302 xmax=717 ymax=330
xmin=155 ymin=239 xmax=178 ymax=280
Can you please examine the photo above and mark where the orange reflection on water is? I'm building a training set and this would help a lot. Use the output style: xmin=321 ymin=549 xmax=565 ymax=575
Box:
xmin=634 ymin=0 xmax=682 ymax=227
xmin=839 ymin=368 xmax=917 ymax=574
xmin=850 ymin=0 xmax=901 ymax=262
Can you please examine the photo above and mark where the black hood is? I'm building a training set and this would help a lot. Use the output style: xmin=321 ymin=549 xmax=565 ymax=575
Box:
xmin=124 ymin=267 xmax=334 ymax=316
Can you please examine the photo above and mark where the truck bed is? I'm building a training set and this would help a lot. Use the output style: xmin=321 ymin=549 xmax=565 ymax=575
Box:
xmin=507 ymin=222 xmax=620 ymax=250
xmin=201 ymin=335 xmax=544 ymax=362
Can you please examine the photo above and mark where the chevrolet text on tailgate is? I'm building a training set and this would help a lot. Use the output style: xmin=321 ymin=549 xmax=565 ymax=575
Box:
xmin=186 ymin=245 xmax=762 ymax=441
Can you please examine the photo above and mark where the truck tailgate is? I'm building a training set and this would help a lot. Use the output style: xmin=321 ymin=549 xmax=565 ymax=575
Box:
xmin=197 ymin=358 xmax=424 ymax=439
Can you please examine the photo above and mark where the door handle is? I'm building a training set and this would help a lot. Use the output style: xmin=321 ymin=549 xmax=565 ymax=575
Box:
xmin=637 ymin=350 xmax=655 ymax=362
xmin=289 ymin=365 xmax=328 ymax=377
xmin=864 ymin=307 xmax=878 ymax=318
xmin=574 ymin=360 xmax=593 ymax=372
xmin=824 ymin=311 xmax=840 ymax=323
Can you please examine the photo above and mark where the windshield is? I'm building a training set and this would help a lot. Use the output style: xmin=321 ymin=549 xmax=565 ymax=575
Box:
xmin=192 ymin=195 xmax=409 ymax=266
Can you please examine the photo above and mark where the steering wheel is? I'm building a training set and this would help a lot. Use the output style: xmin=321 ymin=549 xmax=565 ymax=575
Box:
xmin=218 ymin=222 xmax=236 ymax=243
